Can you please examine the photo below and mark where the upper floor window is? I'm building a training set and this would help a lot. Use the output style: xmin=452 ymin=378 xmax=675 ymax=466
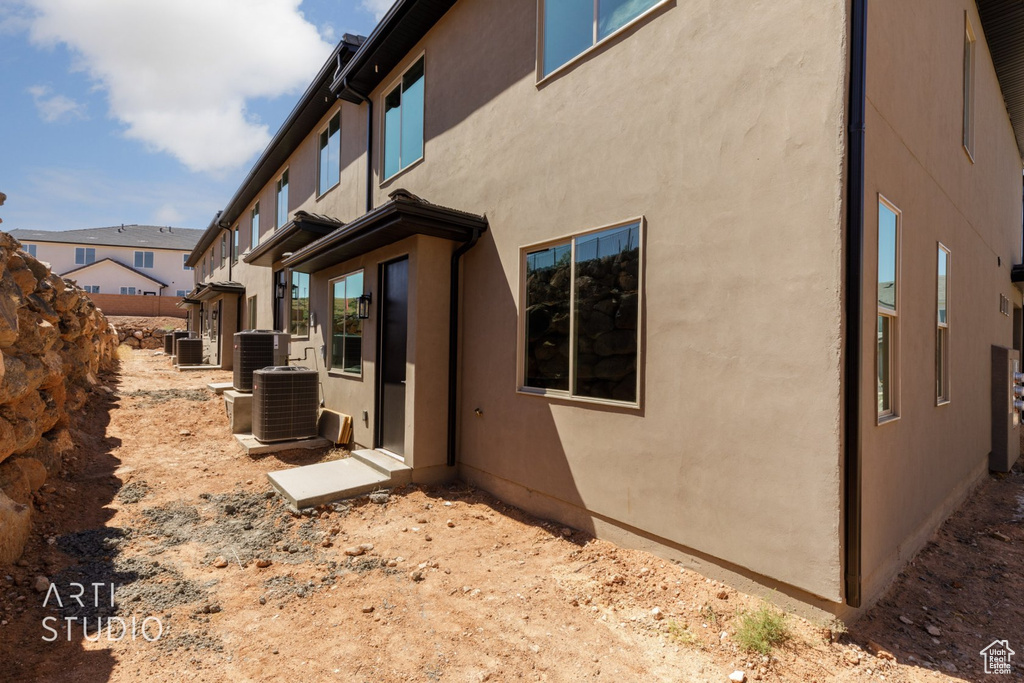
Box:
xmin=290 ymin=271 xmax=310 ymax=337
xmin=232 ymin=228 xmax=239 ymax=265
xmin=520 ymin=219 xmax=642 ymax=405
xmin=318 ymin=113 xmax=340 ymax=196
xmin=200 ymin=259 xmax=206 ymax=281
xmin=220 ymin=234 xmax=227 ymax=269
xmin=540 ymin=0 xmax=666 ymax=77
xmin=877 ymin=197 xmax=901 ymax=421
xmin=963 ymin=14 xmax=976 ymax=159
xmin=75 ymin=247 xmax=95 ymax=265
xmin=276 ymin=169 xmax=290 ymax=228
xmin=23 ymin=244 xmax=37 ymax=257
xmin=120 ymin=286 xmax=137 ymax=295
xmin=134 ymin=250 xmax=154 ymax=269
xmin=250 ymin=202 xmax=260 ymax=249
xmin=176 ymin=289 xmax=188 ymax=297
xmin=83 ymin=285 xmax=99 ymax=294
xmin=383 ymin=56 xmax=425 ymax=181
xmin=183 ymin=254 xmax=193 ymax=271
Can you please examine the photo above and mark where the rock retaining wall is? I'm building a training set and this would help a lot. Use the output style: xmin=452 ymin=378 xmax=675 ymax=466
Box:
xmin=116 ymin=323 xmax=184 ymax=350
xmin=0 ymin=230 xmax=118 ymax=564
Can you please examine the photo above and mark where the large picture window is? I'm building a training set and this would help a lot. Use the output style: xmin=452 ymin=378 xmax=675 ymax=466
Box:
xmin=937 ymin=244 xmax=950 ymax=403
xmin=541 ymin=0 xmax=666 ymax=77
xmin=383 ymin=57 xmax=425 ymax=181
xmin=877 ymin=198 xmax=900 ymax=420
xmin=318 ymin=113 xmax=340 ymax=196
xmin=521 ymin=220 xmax=641 ymax=405
xmin=330 ymin=272 xmax=363 ymax=375
xmin=290 ymin=271 xmax=310 ymax=337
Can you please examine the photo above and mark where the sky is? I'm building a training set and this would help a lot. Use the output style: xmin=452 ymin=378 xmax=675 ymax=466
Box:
xmin=0 ymin=0 xmax=391 ymax=232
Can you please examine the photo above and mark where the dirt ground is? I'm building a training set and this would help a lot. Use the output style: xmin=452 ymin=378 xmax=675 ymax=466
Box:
xmin=0 ymin=347 xmax=1021 ymax=682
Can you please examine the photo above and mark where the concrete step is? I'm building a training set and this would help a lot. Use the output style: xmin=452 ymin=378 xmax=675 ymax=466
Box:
xmin=351 ymin=449 xmax=412 ymax=486
xmin=207 ymin=381 xmax=234 ymax=394
xmin=267 ymin=458 xmax=390 ymax=509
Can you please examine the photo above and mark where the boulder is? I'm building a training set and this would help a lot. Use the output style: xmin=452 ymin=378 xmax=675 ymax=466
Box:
xmin=0 ymin=490 xmax=31 ymax=565
xmin=0 ymin=270 xmax=20 ymax=348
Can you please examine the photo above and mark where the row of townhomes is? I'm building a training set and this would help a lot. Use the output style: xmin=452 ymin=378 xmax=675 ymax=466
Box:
xmin=183 ymin=0 xmax=1024 ymax=616
xmin=9 ymin=225 xmax=201 ymax=298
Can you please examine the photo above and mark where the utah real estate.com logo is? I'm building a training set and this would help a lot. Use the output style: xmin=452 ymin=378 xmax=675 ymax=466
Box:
xmin=980 ymin=640 xmax=1015 ymax=675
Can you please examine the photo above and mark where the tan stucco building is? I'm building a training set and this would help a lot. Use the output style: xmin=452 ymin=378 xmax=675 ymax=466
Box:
xmin=184 ymin=0 xmax=1024 ymax=614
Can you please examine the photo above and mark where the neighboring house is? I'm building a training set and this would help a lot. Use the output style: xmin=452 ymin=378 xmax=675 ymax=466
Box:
xmin=184 ymin=0 xmax=1024 ymax=617
xmin=10 ymin=224 xmax=201 ymax=297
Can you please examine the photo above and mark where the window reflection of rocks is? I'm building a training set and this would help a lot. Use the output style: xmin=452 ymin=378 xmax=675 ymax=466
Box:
xmin=525 ymin=222 xmax=640 ymax=403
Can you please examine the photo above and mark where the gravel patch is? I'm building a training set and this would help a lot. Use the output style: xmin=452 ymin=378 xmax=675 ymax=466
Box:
xmin=116 ymin=480 xmax=150 ymax=504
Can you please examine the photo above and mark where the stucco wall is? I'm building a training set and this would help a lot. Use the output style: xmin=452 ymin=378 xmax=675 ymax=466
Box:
xmin=859 ymin=0 xmax=1024 ymax=607
xmin=317 ymin=0 xmax=851 ymax=601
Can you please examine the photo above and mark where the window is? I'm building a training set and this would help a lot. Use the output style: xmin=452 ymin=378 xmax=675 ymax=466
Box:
xmin=877 ymin=198 xmax=900 ymax=420
xmin=330 ymin=272 xmax=363 ymax=375
xmin=290 ymin=271 xmax=310 ymax=337
xmin=276 ymin=169 xmax=290 ymax=227
xmin=521 ymin=220 xmax=641 ymax=404
xmin=937 ymin=244 xmax=950 ymax=404
xmin=383 ymin=57 xmax=425 ymax=181
xmin=963 ymin=14 xmax=976 ymax=159
xmin=183 ymin=254 xmax=193 ymax=271
xmin=134 ymin=250 xmax=154 ymax=269
xmin=208 ymin=251 xmax=214 ymax=278
xmin=220 ymin=234 xmax=227 ymax=269
xmin=83 ymin=285 xmax=99 ymax=294
xmin=540 ymin=0 xmax=666 ymax=77
xmin=232 ymin=229 xmax=239 ymax=265
xmin=247 ymin=296 xmax=257 ymax=329
xmin=23 ymin=244 xmax=36 ymax=257
xmin=200 ymin=260 xmax=206 ymax=281
xmin=120 ymin=287 xmax=137 ymax=295
xmin=75 ymin=247 xmax=95 ymax=265
xmin=318 ymin=113 xmax=340 ymax=196
xmin=176 ymin=289 xmax=187 ymax=297
xmin=250 ymin=202 xmax=260 ymax=249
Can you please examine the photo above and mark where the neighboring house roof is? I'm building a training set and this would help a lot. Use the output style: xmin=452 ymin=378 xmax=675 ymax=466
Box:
xmin=977 ymin=0 xmax=1024 ymax=157
xmin=187 ymin=34 xmax=365 ymax=266
xmin=9 ymin=225 xmax=203 ymax=251
xmin=61 ymin=257 xmax=168 ymax=288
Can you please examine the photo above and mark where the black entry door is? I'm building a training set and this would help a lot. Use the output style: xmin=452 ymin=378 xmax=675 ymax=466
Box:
xmin=377 ymin=257 xmax=409 ymax=456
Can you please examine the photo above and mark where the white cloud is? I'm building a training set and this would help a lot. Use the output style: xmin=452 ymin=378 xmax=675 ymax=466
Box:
xmin=26 ymin=0 xmax=334 ymax=175
xmin=361 ymin=0 xmax=394 ymax=20
xmin=153 ymin=204 xmax=186 ymax=225
xmin=27 ymin=84 xmax=87 ymax=123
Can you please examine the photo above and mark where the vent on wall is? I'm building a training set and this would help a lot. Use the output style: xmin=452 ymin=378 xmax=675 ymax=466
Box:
xmin=233 ymin=330 xmax=290 ymax=392
xmin=252 ymin=366 xmax=318 ymax=443
xmin=176 ymin=338 xmax=204 ymax=366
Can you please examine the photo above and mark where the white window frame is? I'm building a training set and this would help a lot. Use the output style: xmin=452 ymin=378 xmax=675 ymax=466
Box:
xmin=516 ymin=216 xmax=644 ymax=408
xmin=75 ymin=247 xmax=95 ymax=265
xmin=84 ymin=285 xmax=99 ymax=294
xmin=183 ymin=253 xmax=194 ymax=271
xmin=963 ymin=12 xmax=976 ymax=161
xmin=276 ymin=169 xmax=290 ymax=229
xmin=134 ymin=250 xmax=154 ymax=269
xmin=176 ymin=290 xmax=187 ymax=298
xmin=380 ymin=53 xmax=426 ymax=183
xmin=877 ymin=195 xmax=901 ymax=424
xmin=328 ymin=270 xmax=365 ymax=377
xmin=220 ymin=234 xmax=227 ymax=269
xmin=536 ymin=0 xmax=672 ymax=83
xmin=232 ymin=228 xmax=239 ymax=265
xmin=120 ymin=286 xmax=137 ymax=295
xmin=317 ymin=112 xmax=341 ymax=197
xmin=936 ymin=243 xmax=951 ymax=405
xmin=23 ymin=244 xmax=37 ymax=257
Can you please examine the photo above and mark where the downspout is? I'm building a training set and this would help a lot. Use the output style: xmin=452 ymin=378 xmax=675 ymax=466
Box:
xmin=341 ymin=80 xmax=375 ymax=214
xmin=844 ymin=0 xmax=868 ymax=609
xmin=447 ymin=228 xmax=483 ymax=467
